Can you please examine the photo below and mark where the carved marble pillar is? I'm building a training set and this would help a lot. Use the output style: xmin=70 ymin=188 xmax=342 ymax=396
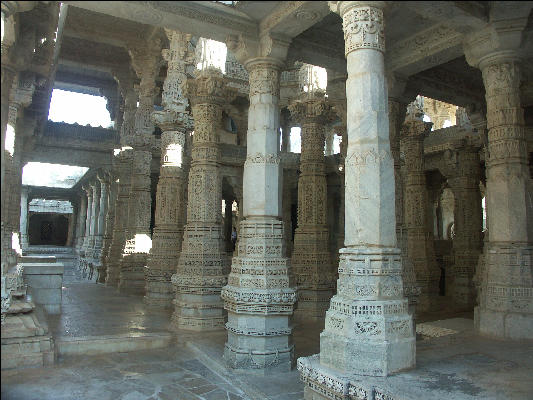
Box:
xmin=466 ymin=51 xmax=533 ymax=338
xmin=299 ymin=3 xmax=414 ymax=390
xmin=100 ymin=169 xmax=117 ymax=283
xmin=402 ymin=112 xmax=440 ymax=312
xmin=324 ymin=125 xmax=334 ymax=156
xmin=335 ymin=125 xmax=346 ymax=262
xmin=443 ymin=140 xmax=482 ymax=310
xmin=145 ymin=30 xmax=192 ymax=308
xmin=280 ymin=109 xmax=291 ymax=152
xmin=106 ymin=149 xmax=133 ymax=287
xmin=389 ymin=98 xmax=420 ymax=310
xmin=88 ymin=180 xmax=101 ymax=255
xmin=95 ymin=172 xmax=110 ymax=278
xmin=81 ymin=185 xmax=93 ymax=255
xmin=119 ymin=41 xmax=161 ymax=294
xmin=171 ymin=68 xmax=233 ymax=330
xmin=289 ymin=92 xmax=336 ymax=321
xmin=75 ymin=191 xmax=87 ymax=253
xmin=220 ymin=51 xmax=296 ymax=372
xmin=19 ymin=186 xmax=28 ymax=250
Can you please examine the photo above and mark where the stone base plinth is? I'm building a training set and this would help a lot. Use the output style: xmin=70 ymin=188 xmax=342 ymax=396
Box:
xmin=118 ymin=253 xmax=147 ymax=295
xmin=294 ymin=289 xmax=334 ymax=322
xmin=475 ymin=244 xmax=533 ymax=340
xmin=1 ymin=309 xmax=55 ymax=370
xmin=476 ymin=307 xmax=533 ymax=340
xmin=144 ymin=268 xmax=174 ymax=308
xmin=171 ymin=293 xmax=225 ymax=331
xmin=223 ymin=340 xmax=293 ymax=375
xmin=23 ymin=262 xmax=64 ymax=315
xmin=299 ymin=355 xmax=402 ymax=400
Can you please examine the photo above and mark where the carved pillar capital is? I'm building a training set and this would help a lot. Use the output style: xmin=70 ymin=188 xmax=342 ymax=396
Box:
xmin=329 ymin=1 xmax=386 ymax=56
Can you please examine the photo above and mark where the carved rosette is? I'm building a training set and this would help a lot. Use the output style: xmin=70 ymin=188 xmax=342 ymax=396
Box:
xmin=476 ymin=59 xmax=533 ymax=339
xmin=401 ymin=118 xmax=440 ymax=312
xmin=170 ymin=68 xmax=232 ymax=327
xmin=288 ymin=94 xmax=337 ymax=320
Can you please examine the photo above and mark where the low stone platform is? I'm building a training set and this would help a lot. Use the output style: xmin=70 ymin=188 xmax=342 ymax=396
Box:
xmin=299 ymin=318 xmax=533 ymax=400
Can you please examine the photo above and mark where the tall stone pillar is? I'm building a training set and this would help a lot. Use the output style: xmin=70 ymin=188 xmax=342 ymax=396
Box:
xmin=224 ymin=199 xmax=233 ymax=253
xmin=442 ymin=140 xmax=482 ymax=310
xmin=88 ymin=180 xmax=101 ymax=254
xmin=147 ymin=29 xmax=192 ymax=308
xmin=280 ymin=109 xmax=291 ymax=152
xmin=105 ymin=69 xmax=137 ymax=287
xmin=299 ymin=2 xmax=414 ymax=391
xmin=171 ymin=68 xmax=234 ymax=330
xmin=465 ymin=23 xmax=533 ymax=338
xmin=81 ymin=184 xmax=93 ymax=254
xmin=19 ymin=186 xmax=29 ymax=250
xmin=389 ymin=95 xmax=420 ymax=311
xmin=95 ymin=172 xmax=109 ymax=279
xmin=402 ymin=107 xmax=440 ymax=312
xmin=222 ymin=32 xmax=296 ymax=370
xmin=75 ymin=192 xmax=87 ymax=252
xmin=289 ymin=92 xmax=336 ymax=321
xmin=324 ymin=126 xmax=334 ymax=156
xmin=119 ymin=40 xmax=161 ymax=294
xmin=100 ymin=169 xmax=117 ymax=283
xmin=106 ymin=149 xmax=133 ymax=287
xmin=66 ymin=213 xmax=75 ymax=247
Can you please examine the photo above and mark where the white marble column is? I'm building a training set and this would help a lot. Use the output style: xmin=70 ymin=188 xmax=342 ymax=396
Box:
xmin=171 ymin=68 xmax=234 ymax=330
xmin=465 ymin=25 xmax=533 ymax=338
xmin=119 ymin=39 xmax=161 ymax=294
xmin=81 ymin=184 xmax=93 ymax=254
xmin=146 ymin=29 xmax=192 ymax=308
xmin=299 ymin=2 xmax=414 ymax=392
xmin=221 ymin=51 xmax=296 ymax=372
xmin=88 ymin=180 xmax=101 ymax=255
xmin=96 ymin=173 xmax=109 ymax=248
xmin=19 ymin=186 xmax=28 ymax=250
xmin=289 ymin=92 xmax=336 ymax=321
xmin=75 ymin=191 xmax=87 ymax=253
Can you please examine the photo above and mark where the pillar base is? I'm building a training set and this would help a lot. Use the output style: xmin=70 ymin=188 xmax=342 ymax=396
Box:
xmin=170 ymin=294 xmax=225 ymax=331
xmin=118 ymin=253 xmax=147 ymax=295
xmin=223 ymin=340 xmax=294 ymax=375
xmin=476 ymin=243 xmax=533 ymax=340
xmin=293 ymin=289 xmax=334 ymax=323
xmin=144 ymin=268 xmax=174 ymax=308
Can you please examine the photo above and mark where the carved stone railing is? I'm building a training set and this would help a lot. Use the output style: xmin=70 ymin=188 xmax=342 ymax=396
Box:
xmin=44 ymin=121 xmax=118 ymax=143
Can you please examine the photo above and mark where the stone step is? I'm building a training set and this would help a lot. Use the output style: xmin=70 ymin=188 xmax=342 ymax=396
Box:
xmin=56 ymin=332 xmax=175 ymax=357
xmin=19 ymin=256 xmax=57 ymax=263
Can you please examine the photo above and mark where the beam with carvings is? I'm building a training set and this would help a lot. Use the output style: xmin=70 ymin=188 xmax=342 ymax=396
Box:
xmin=386 ymin=23 xmax=464 ymax=76
xmin=403 ymin=1 xmax=488 ymax=34
xmin=65 ymin=1 xmax=257 ymax=43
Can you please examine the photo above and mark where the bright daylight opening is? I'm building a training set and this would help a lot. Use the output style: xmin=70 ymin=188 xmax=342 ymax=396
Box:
xmin=333 ymin=134 xmax=341 ymax=154
xmin=48 ymin=88 xmax=113 ymax=128
xmin=290 ymin=127 xmax=301 ymax=153
xmin=196 ymin=38 xmax=227 ymax=73
xmin=22 ymin=162 xmax=89 ymax=188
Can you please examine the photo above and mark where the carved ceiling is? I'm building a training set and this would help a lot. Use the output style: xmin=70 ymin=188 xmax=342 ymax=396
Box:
xmin=56 ymin=1 xmax=532 ymax=119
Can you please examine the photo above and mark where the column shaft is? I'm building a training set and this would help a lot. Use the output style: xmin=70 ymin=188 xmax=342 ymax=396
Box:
xmin=147 ymin=30 xmax=192 ymax=307
xmin=476 ymin=60 xmax=533 ymax=338
xmin=289 ymin=94 xmax=336 ymax=321
xmin=299 ymin=3 xmax=414 ymax=388
xmin=172 ymin=68 xmax=233 ymax=330
xmin=222 ymin=58 xmax=296 ymax=373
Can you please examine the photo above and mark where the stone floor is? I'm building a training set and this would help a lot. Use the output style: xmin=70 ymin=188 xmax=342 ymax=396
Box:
xmin=3 ymin=251 xmax=532 ymax=399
